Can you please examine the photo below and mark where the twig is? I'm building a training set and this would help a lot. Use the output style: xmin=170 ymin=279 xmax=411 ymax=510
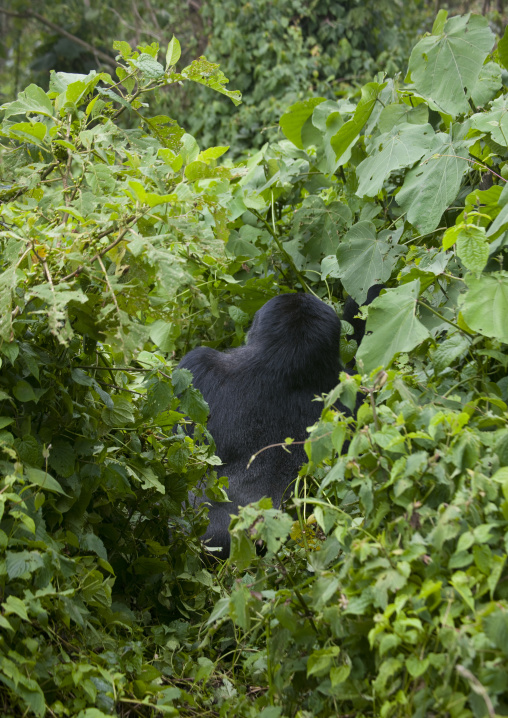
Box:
xmin=97 ymin=255 xmax=121 ymax=316
xmin=61 ymin=221 xmax=135 ymax=282
xmin=4 ymin=162 xmax=60 ymax=204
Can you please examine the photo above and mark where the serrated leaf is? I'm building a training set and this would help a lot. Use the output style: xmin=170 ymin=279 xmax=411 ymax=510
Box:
xmin=357 ymin=281 xmax=430 ymax=373
xmin=130 ymin=54 xmax=165 ymax=79
xmin=81 ymin=532 xmax=108 ymax=559
xmin=461 ymin=271 xmax=508 ymax=343
xmin=293 ymin=197 xmax=352 ymax=259
xmin=137 ymin=464 xmax=165 ymax=494
xmin=456 ymin=225 xmax=489 ymax=272
xmin=408 ymin=13 xmax=494 ymax=117
xmin=179 ymin=387 xmax=209 ymax=424
xmin=102 ymin=398 xmax=135 ymax=427
xmin=433 ymin=333 xmax=470 ymax=373
xmin=2 ymin=594 xmax=29 ymax=620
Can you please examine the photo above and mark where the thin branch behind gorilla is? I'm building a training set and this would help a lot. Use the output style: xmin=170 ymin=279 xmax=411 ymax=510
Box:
xmin=179 ymin=291 xmax=371 ymax=557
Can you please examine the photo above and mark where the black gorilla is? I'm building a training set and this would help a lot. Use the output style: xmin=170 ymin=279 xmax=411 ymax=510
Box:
xmin=179 ymin=291 xmax=376 ymax=556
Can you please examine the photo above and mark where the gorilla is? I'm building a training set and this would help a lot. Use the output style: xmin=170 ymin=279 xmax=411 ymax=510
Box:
xmin=178 ymin=290 xmax=377 ymax=556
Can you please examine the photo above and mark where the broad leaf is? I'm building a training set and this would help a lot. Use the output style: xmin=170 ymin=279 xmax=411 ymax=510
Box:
xmin=407 ymin=13 xmax=494 ymax=117
xmin=471 ymin=96 xmax=508 ymax=147
xmin=280 ymin=97 xmax=326 ymax=149
xmin=356 ymin=123 xmax=435 ymax=197
xmin=1 ymin=84 xmax=54 ymax=119
xmin=396 ymin=136 xmax=471 ymax=233
xmin=293 ymin=197 xmax=352 ymax=260
xmin=357 ymin=281 xmax=430 ymax=373
xmin=336 ymin=221 xmax=394 ymax=304
xmin=330 ymin=81 xmax=387 ymax=167
xmin=461 ymin=271 xmax=508 ymax=343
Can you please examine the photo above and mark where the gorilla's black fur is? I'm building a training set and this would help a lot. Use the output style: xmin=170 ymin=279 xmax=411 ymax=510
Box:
xmin=179 ymin=290 xmax=378 ymax=556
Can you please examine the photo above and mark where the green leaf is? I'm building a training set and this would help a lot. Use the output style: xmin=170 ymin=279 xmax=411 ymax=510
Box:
xmin=406 ymin=655 xmax=430 ymax=678
xmin=230 ymin=583 xmax=251 ymax=631
xmin=48 ymin=440 xmax=76 ymax=478
xmin=1 ymin=83 xmax=54 ymax=119
xmin=179 ymin=387 xmax=209 ymax=424
xmin=396 ymin=136 xmax=470 ymax=233
xmin=470 ymin=61 xmax=502 ymax=108
xmin=293 ymin=197 xmax=352 ymax=259
xmin=433 ymin=333 xmax=470 ymax=373
xmin=336 ymin=221 xmax=394 ymax=303
xmin=197 ymin=145 xmax=229 ymax=162
xmin=455 ymin=225 xmax=489 ymax=272
xmin=484 ymin=609 xmax=508 ymax=655
xmin=330 ymin=81 xmax=386 ymax=166
xmin=149 ymin=320 xmax=179 ymax=352
xmin=356 ymin=123 xmax=435 ymax=197
xmin=2 ymin=595 xmax=29 ymax=620
xmin=81 ymin=532 xmax=108 ymax=559
xmin=461 ymin=271 xmax=508 ymax=343
xmin=181 ymin=58 xmax=241 ymax=105
xmin=12 ymin=380 xmax=37 ymax=402
xmin=407 ymin=13 xmax=494 ymax=117
xmin=280 ymin=97 xmax=326 ymax=149
xmin=102 ymin=398 xmax=135 ymax=427
xmin=137 ymin=464 xmax=165 ymax=494
xmin=357 ymin=281 xmax=430 ymax=373
xmin=130 ymin=54 xmax=165 ymax=79
xmin=497 ymin=23 xmax=508 ymax=70
xmin=307 ymin=646 xmax=341 ymax=678
xmin=432 ymin=9 xmax=448 ymax=35
xmin=471 ymin=96 xmax=508 ymax=147
xmin=166 ymin=36 xmax=181 ymax=68
xmin=26 ymin=467 xmax=67 ymax=495
xmin=8 ymin=121 xmax=47 ymax=144
xmin=14 ymin=434 xmax=43 ymax=468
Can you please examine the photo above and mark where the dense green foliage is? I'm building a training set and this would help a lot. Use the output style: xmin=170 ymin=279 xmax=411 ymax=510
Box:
xmin=184 ymin=0 xmax=431 ymax=152
xmin=1 ymin=0 xmax=431 ymax=152
xmin=1 ymin=9 xmax=508 ymax=718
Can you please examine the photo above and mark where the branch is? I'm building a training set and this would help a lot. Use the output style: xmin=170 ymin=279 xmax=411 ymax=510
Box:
xmin=0 ymin=8 xmax=119 ymax=70
xmin=61 ymin=218 xmax=136 ymax=282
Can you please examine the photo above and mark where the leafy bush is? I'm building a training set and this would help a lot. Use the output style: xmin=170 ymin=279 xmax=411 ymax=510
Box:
xmin=0 ymin=38 xmax=241 ymax=716
xmin=1 ymin=9 xmax=508 ymax=718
